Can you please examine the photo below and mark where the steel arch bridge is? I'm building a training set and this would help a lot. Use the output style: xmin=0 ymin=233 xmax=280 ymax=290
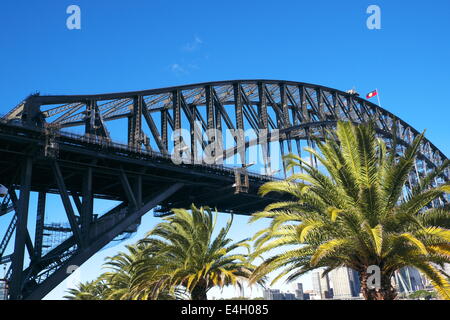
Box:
xmin=0 ymin=80 xmax=448 ymax=300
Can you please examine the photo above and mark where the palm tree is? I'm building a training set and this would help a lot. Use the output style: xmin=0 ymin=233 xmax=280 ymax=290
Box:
xmin=100 ymin=243 xmax=149 ymax=300
xmin=64 ymin=243 xmax=186 ymax=300
xmin=137 ymin=205 xmax=258 ymax=300
xmin=64 ymin=279 xmax=109 ymax=300
xmin=103 ymin=243 xmax=187 ymax=300
xmin=249 ymin=121 xmax=450 ymax=300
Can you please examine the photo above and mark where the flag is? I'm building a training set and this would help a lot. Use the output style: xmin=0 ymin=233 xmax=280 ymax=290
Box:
xmin=366 ymin=90 xmax=378 ymax=99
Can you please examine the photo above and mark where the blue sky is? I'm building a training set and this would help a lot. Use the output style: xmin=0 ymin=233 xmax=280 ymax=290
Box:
xmin=0 ymin=0 xmax=449 ymax=299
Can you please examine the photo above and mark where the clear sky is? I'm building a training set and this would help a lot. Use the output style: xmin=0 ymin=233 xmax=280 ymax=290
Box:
xmin=0 ymin=0 xmax=449 ymax=299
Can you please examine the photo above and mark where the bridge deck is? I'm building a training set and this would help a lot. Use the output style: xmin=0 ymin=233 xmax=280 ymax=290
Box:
xmin=0 ymin=120 xmax=278 ymax=216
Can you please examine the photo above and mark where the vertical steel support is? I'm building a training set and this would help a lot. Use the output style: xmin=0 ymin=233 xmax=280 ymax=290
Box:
xmin=173 ymin=90 xmax=182 ymax=158
xmin=9 ymin=157 xmax=33 ymax=300
xmin=173 ymin=90 xmax=181 ymax=132
xmin=81 ymin=167 xmax=93 ymax=238
xmin=280 ymin=83 xmax=290 ymax=177
xmin=205 ymin=86 xmax=214 ymax=130
xmin=205 ymin=86 xmax=215 ymax=157
xmin=316 ymin=88 xmax=324 ymax=121
xmin=128 ymin=96 xmax=143 ymax=149
xmin=133 ymin=176 xmax=142 ymax=209
xmin=85 ymin=100 xmax=110 ymax=140
xmin=257 ymin=83 xmax=268 ymax=129
xmin=34 ymin=191 xmax=46 ymax=259
xmin=85 ymin=100 xmax=94 ymax=136
xmin=212 ymin=88 xmax=223 ymax=161
xmin=161 ymin=109 xmax=168 ymax=152
xmin=214 ymin=91 xmax=222 ymax=131
xmin=258 ymin=83 xmax=269 ymax=173
xmin=299 ymin=85 xmax=310 ymax=122
xmin=233 ymin=83 xmax=245 ymax=165
xmin=280 ymin=84 xmax=290 ymax=128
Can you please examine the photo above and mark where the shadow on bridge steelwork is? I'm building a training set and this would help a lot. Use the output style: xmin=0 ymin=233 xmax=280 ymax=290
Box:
xmin=0 ymin=80 xmax=448 ymax=300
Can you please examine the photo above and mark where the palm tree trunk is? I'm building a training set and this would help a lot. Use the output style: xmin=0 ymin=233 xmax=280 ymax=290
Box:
xmin=360 ymin=271 xmax=397 ymax=300
xmin=191 ymin=285 xmax=208 ymax=300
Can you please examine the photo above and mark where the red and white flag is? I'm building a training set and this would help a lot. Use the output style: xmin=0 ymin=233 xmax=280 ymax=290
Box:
xmin=366 ymin=90 xmax=378 ymax=99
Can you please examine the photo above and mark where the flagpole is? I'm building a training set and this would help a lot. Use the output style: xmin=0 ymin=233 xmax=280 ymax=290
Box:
xmin=376 ymin=88 xmax=382 ymax=108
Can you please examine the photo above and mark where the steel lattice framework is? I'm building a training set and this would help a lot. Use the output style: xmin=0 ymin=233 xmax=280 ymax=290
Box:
xmin=0 ymin=80 xmax=448 ymax=300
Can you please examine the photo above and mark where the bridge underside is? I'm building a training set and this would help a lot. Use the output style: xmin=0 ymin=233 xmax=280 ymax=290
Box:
xmin=0 ymin=80 xmax=448 ymax=300
xmin=0 ymin=122 xmax=278 ymax=300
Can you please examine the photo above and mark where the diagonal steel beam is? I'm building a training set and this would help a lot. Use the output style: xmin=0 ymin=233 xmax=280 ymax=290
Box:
xmin=24 ymin=183 xmax=183 ymax=300
xmin=119 ymin=169 xmax=138 ymax=208
xmin=51 ymin=161 xmax=83 ymax=247
xmin=142 ymin=100 xmax=167 ymax=154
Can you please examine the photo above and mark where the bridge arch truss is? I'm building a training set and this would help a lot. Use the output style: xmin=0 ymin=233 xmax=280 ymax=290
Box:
xmin=0 ymin=80 xmax=448 ymax=300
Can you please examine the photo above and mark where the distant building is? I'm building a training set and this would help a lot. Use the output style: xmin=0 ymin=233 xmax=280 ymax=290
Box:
xmin=312 ymin=269 xmax=333 ymax=299
xmin=283 ymin=292 xmax=296 ymax=300
xmin=394 ymin=267 xmax=424 ymax=293
xmin=312 ymin=271 xmax=321 ymax=295
xmin=302 ymin=292 xmax=311 ymax=300
xmin=263 ymin=288 xmax=300 ymax=300
xmin=0 ymin=279 xmax=7 ymax=300
xmin=263 ymin=289 xmax=283 ymax=300
xmin=329 ymin=267 xmax=360 ymax=299
xmin=295 ymin=283 xmax=304 ymax=300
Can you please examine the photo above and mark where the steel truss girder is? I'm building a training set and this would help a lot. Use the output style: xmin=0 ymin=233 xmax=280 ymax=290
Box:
xmin=1 ymin=80 xmax=448 ymax=300
xmin=5 ymin=157 xmax=183 ymax=300
xmin=24 ymin=183 xmax=183 ymax=300
xmin=5 ymin=80 xmax=446 ymax=177
xmin=0 ymin=118 xmax=281 ymax=300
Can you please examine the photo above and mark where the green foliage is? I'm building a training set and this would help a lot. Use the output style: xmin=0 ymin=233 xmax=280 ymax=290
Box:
xmin=63 ymin=243 xmax=183 ymax=300
xmin=136 ymin=205 xmax=260 ymax=300
xmin=408 ymin=290 xmax=437 ymax=300
xmin=63 ymin=279 xmax=109 ymax=300
xmin=65 ymin=205 xmax=257 ymax=300
xmin=250 ymin=121 xmax=450 ymax=300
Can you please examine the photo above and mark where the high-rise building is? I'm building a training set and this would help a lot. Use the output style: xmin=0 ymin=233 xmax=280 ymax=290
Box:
xmin=329 ymin=267 xmax=360 ymax=299
xmin=312 ymin=271 xmax=321 ymax=295
xmin=294 ymin=283 xmax=304 ymax=300
xmin=312 ymin=269 xmax=332 ymax=299
xmin=394 ymin=267 xmax=424 ymax=293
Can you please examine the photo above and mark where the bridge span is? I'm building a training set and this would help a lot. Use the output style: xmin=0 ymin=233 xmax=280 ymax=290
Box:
xmin=0 ymin=80 xmax=448 ymax=299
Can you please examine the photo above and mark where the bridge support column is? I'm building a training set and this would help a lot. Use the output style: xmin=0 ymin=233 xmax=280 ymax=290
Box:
xmin=128 ymin=96 xmax=143 ymax=149
xmin=33 ymin=191 xmax=46 ymax=260
xmin=9 ymin=157 xmax=32 ymax=300
xmin=81 ymin=167 xmax=93 ymax=238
